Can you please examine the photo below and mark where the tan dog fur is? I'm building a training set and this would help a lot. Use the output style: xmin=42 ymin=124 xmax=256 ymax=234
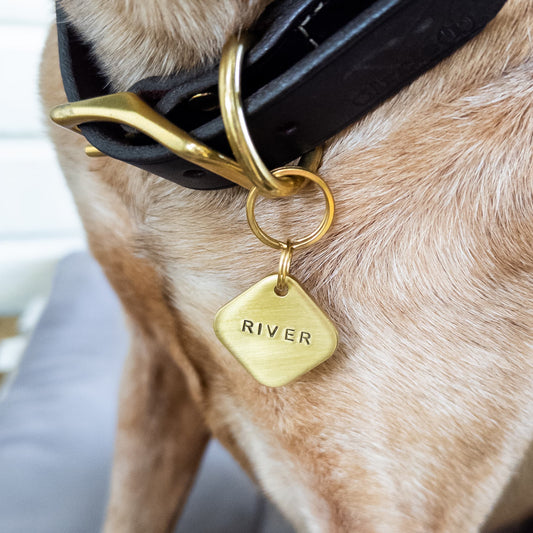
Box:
xmin=41 ymin=1 xmax=533 ymax=531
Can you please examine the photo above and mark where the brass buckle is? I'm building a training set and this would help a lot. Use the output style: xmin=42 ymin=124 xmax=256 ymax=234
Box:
xmin=50 ymin=92 xmax=253 ymax=190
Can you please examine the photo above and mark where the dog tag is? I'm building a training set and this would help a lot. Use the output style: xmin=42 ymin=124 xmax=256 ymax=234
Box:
xmin=214 ymin=274 xmax=338 ymax=387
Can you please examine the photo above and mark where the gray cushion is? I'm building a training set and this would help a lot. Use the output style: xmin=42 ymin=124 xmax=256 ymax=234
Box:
xmin=0 ymin=252 xmax=294 ymax=533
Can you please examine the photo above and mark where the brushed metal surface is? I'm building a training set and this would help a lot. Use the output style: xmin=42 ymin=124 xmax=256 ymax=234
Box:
xmin=214 ymin=275 xmax=338 ymax=387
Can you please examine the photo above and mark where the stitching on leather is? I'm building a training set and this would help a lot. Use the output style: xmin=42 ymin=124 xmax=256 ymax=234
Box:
xmin=297 ymin=1 xmax=325 ymax=49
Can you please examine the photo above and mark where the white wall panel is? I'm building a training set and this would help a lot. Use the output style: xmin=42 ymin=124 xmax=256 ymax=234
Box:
xmin=0 ymin=0 xmax=87 ymax=314
xmin=0 ymin=139 xmax=83 ymax=238
xmin=0 ymin=25 xmax=49 ymax=136
xmin=1 ymin=0 xmax=54 ymax=25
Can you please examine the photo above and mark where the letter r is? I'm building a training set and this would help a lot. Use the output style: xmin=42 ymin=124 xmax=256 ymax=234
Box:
xmin=242 ymin=320 xmax=254 ymax=333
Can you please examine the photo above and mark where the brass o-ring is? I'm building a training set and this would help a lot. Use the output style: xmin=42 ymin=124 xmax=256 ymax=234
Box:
xmin=246 ymin=167 xmax=335 ymax=250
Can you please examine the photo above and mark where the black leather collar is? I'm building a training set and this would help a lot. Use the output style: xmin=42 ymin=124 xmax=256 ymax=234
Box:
xmin=56 ymin=0 xmax=508 ymax=190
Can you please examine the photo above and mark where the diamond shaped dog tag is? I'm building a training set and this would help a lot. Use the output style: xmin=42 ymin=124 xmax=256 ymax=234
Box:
xmin=214 ymin=274 xmax=338 ymax=387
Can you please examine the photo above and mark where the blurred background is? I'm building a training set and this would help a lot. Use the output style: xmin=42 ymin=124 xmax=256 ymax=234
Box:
xmin=0 ymin=0 xmax=85 ymax=389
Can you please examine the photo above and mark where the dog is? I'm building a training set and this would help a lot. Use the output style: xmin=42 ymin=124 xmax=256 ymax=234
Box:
xmin=41 ymin=0 xmax=533 ymax=531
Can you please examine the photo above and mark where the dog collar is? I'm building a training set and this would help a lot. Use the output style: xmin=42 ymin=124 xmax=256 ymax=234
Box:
xmin=55 ymin=0 xmax=507 ymax=190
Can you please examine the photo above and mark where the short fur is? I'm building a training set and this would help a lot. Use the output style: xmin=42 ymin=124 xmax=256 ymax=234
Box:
xmin=41 ymin=1 xmax=533 ymax=531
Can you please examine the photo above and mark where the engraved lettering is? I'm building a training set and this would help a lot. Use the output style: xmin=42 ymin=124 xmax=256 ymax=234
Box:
xmin=240 ymin=320 xmax=312 ymax=346
xmin=299 ymin=331 xmax=311 ymax=345
xmin=284 ymin=328 xmax=295 ymax=342
xmin=242 ymin=319 xmax=254 ymax=333
xmin=267 ymin=324 xmax=279 ymax=338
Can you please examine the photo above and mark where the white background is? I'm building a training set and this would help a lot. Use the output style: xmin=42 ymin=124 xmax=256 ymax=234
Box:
xmin=0 ymin=0 xmax=86 ymax=314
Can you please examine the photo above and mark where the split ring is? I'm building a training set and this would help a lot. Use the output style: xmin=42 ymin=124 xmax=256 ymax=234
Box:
xmin=246 ymin=167 xmax=335 ymax=250
xmin=276 ymin=242 xmax=293 ymax=296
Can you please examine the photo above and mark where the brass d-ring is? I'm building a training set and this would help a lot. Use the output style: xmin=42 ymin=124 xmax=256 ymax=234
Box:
xmin=246 ymin=167 xmax=335 ymax=250
xmin=219 ymin=34 xmax=307 ymax=198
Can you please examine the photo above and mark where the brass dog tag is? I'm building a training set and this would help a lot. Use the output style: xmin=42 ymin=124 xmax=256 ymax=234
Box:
xmin=214 ymin=274 xmax=338 ymax=387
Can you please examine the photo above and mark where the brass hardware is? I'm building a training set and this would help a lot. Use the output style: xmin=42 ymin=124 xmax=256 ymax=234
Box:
xmin=276 ymin=242 xmax=293 ymax=296
xmin=214 ymin=274 xmax=338 ymax=387
xmin=299 ymin=145 xmax=324 ymax=174
xmin=219 ymin=34 xmax=308 ymax=198
xmin=214 ymin=35 xmax=338 ymax=387
xmin=246 ymin=166 xmax=335 ymax=250
xmin=214 ymin=162 xmax=338 ymax=387
xmin=50 ymin=92 xmax=253 ymax=189
xmin=85 ymin=145 xmax=106 ymax=157
xmin=188 ymin=92 xmax=219 ymax=112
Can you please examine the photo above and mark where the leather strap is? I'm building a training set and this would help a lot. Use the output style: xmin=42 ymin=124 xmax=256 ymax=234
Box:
xmin=56 ymin=0 xmax=508 ymax=190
